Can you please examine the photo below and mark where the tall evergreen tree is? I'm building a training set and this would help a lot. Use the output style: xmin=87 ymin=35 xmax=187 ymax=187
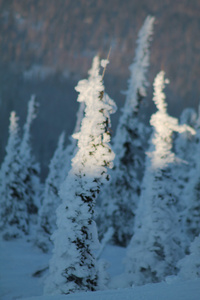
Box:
xmin=19 ymin=94 xmax=41 ymax=225
xmin=0 ymin=112 xmax=29 ymax=239
xmin=183 ymin=125 xmax=200 ymax=241
xmin=35 ymin=132 xmax=66 ymax=252
xmin=35 ymin=62 xmax=96 ymax=253
xmin=124 ymin=71 xmax=195 ymax=286
xmin=174 ymin=107 xmax=200 ymax=242
xmin=174 ymin=108 xmax=198 ymax=190
xmin=97 ymin=16 xmax=155 ymax=246
xmin=44 ymin=56 xmax=116 ymax=295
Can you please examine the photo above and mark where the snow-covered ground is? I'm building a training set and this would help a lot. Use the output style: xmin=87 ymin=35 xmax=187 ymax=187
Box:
xmin=0 ymin=238 xmax=200 ymax=300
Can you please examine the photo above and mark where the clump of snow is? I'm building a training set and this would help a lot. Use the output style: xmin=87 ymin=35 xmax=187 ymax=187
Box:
xmin=100 ymin=59 xmax=109 ymax=68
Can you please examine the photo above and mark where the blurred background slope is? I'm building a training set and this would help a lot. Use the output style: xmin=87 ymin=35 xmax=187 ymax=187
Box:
xmin=0 ymin=0 xmax=199 ymax=179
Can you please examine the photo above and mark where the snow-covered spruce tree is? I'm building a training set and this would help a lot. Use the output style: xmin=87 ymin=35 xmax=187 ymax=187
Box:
xmin=174 ymin=107 xmax=200 ymax=242
xmin=35 ymin=61 xmax=97 ymax=253
xmin=44 ymin=56 xmax=116 ymax=295
xmin=97 ymin=15 xmax=155 ymax=247
xmin=174 ymin=108 xmax=198 ymax=190
xmin=183 ymin=120 xmax=200 ymax=242
xmin=19 ymin=95 xmax=42 ymax=235
xmin=124 ymin=71 xmax=195 ymax=286
xmin=35 ymin=132 xmax=66 ymax=252
xmin=0 ymin=112 xmax=29 ymax=239
xmin=177 ymin=233 xmax=200 ymax=280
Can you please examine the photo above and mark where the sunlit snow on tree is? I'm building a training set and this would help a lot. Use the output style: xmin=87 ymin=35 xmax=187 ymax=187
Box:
xmin=44 ymin=56 xmax=116 ymax=295
xmin=124 ymin=71 xmax=195 ymax=286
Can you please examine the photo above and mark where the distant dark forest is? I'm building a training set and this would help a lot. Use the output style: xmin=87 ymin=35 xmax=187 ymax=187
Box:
xmin=0 ymin=0 xmax=199 ymax=179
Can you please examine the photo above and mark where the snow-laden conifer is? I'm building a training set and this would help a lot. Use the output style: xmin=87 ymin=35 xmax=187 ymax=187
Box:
xmin=177 ymin=234 xmax=200 ymax=279
xmin=124 ymin=71 xmax=195 ymax=286
xmin=97 ymin=15 xmax=155 ymax=246
xmin=35 ymin=132 xmax=66 ymax=252
xmin=173 ymin=108 xmax=198 ymax=191
xmin=174 ymin=107 xmax=200 ymax=241
xmin=44 ymin=56 xmax=116 ymax=295
xmin=0 ymin=112 xmax=28 ymax=238
xmin=18 ymin=95 xmax=42 ymax=235
xmin=35 ymin=65 xmax=95 ymax=253
xmin=182 ymin=121 xmax=200 ymax=241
